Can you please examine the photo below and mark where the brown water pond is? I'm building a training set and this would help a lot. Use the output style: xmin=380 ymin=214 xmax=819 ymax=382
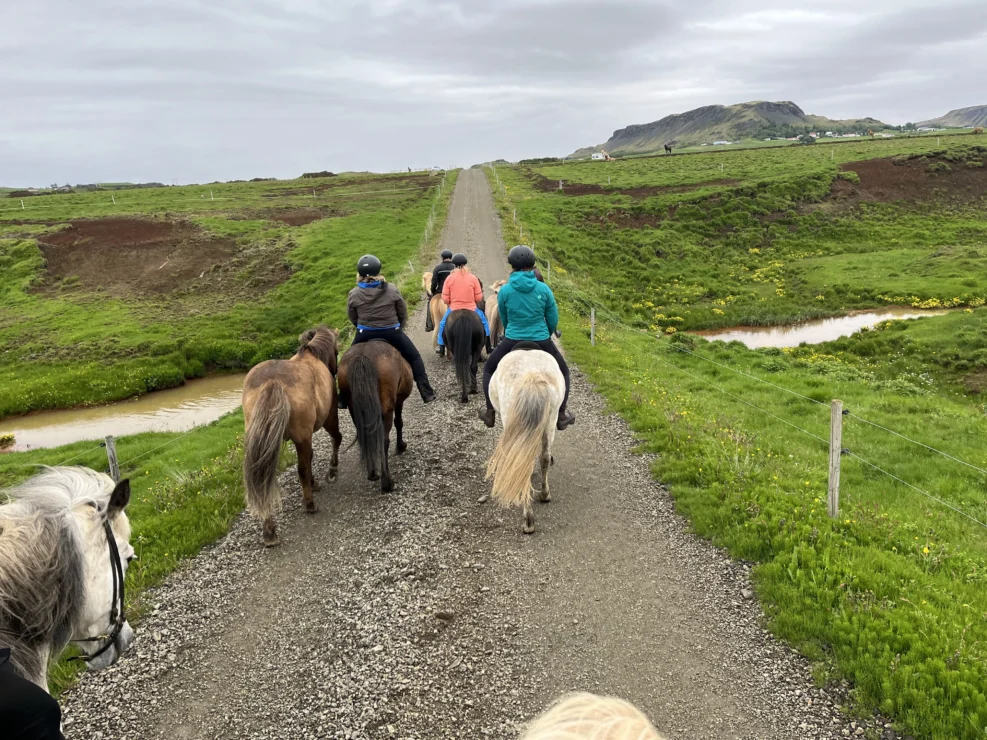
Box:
xmin=0 ymin=374 xmax=246 ymax=452
xmin=695 ymin=308 xmax=951 ymax=349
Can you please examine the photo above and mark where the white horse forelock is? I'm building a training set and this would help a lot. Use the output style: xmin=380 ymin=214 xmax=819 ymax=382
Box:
xmin=0 ymin=466 xmax=124 ymax=689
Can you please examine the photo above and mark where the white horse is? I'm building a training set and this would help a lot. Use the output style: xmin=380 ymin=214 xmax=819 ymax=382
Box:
xmin=486 ymin=347 xmax=564 ymax=533
xmin=523 ymin=692 xmax=666 ymax=739
xmin=0 ymin=467 xmax=135 ymax=691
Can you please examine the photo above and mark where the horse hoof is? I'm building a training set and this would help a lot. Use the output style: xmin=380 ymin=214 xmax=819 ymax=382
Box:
xmin=305 ymin=501 xmax=318 ymax=514
xmin=550 ymin=455 xmax=555 ymax=466
xmin=328 ymin=469 xmax=338 ymax=483
xmin=522 ymin=523 xmax=535 ymax=535
xmin=539 ymin=493 xmax=552 ymax=504
xmin=460 ymin=396 xmax=469 ymax=404
xmin=368 ymin=471 xmax=380 ymax=482
xmin=263 ymin=535 xmax=280 ymax=548
xmin=312 ymin=482 xmax=323 ymax=493
xmin=397 ymin=442 xmax=408 ymax=455
xmin=381 ymin=479 xmax=394 ymax=493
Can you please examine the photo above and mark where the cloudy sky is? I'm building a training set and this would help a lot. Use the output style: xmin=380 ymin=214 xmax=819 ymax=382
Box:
xmin=2 ymin=0 xmax=985 ymax=185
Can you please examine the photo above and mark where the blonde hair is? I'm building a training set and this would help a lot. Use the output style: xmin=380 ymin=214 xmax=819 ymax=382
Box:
xmin=357 ymin=274 xmax=386 ymax=283
xmin=522 ymin=693 xmax=665 ymax=740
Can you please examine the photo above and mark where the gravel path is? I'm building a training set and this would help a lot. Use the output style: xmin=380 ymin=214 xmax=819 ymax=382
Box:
xmin=60 ymin=169 xmax=876 ymax=740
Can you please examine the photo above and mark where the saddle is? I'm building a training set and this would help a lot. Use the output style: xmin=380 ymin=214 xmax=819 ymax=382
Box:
xmin=510 ymin=341 xmax=543 ymax=352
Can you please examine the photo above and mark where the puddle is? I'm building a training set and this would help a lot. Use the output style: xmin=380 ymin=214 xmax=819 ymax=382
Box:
xmin=696 ymin=308 xmax=951 ymax=349
xmin=0 ymin=374 xmax=246 ymax=452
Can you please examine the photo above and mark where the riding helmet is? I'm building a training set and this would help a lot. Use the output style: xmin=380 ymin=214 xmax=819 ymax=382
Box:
xmin=452 ymin=253 xmax=468 ymax=267
xmin=357 ymin=254 xmax=382 ymax=277
xmin=441 ymin=249 xmax=453 ymax=260
xmin=507 ymin=244 xmax=536 ymax=270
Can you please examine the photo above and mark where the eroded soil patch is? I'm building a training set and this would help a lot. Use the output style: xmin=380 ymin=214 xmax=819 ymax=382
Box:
xmin=844 ymin=153 xmax=987 ymax=205
xmin=37 ymin=217 xmax=239 ymax=294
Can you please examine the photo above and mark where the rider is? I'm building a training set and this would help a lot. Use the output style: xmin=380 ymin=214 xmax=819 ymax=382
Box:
xmin=436 ymin=253 xmax=491 ymax=356
xmin=425 ymin=249 xmax=455 ymax=332
xmin=0 ymin=648 xmax=64 ymax=739
xmin=345 ymin=254 xmax=437 ymax=404
xmin=478 ymin=245 xmax=575 ymax=430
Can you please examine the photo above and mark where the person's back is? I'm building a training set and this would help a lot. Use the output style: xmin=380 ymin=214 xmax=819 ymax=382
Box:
xmin=431 ymin=260 xmax=455 ymax=295
xmin=498 ymin=270 xmax=557 ymax=341
xmin=442 ymin=269 xmax=483 ymax=311
xmin=347 ymin=279 xmax=406 ymax=329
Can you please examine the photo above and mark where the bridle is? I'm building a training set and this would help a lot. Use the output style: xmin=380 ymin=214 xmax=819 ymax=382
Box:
xmin=70 ymin=516 xmax=126 ymax=663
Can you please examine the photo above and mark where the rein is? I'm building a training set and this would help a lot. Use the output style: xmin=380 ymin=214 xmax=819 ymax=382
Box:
xmin=70 ymin=517 xmax=126 ymax=663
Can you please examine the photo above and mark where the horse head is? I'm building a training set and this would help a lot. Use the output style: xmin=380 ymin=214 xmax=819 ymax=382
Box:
xmin=0 ymin=467 xmax=136 ymax=688
xmin=298 ymin=325 xmax=340 ymax=376
xmin=422 ymin=272 xmax=432 ymax=294
xmin=72 ymin=474 xmax=136 ymax=672
xmin=491 ymin=279 xmax=508 ymax=293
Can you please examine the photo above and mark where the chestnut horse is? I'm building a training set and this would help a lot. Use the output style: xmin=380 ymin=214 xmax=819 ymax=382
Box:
xmin=242 ymin=326 xmax=341 ymax=547
xmin=485 ymin=279 xmax=507 ymax=348
xmin=338 ymin=340 xmax=413 ymax=492
xmin=422 ymin=272 xmax=449 ymax=351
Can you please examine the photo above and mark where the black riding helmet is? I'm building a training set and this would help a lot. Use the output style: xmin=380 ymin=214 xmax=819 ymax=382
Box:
xmin=452 ymin=253 xmax=468 ymax=267
xmin=357 ymin=254 xmax=382 ymax=277
xmin=441 ymin=249 xmax=453 ymax=260
xmin=508 ymin=244 xmax=536 ymax=270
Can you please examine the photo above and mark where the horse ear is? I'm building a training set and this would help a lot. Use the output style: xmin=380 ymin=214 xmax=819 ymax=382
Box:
xmin=298 ymin=329 xmax=316 ymax=345
xmin=108 ymin=479 xmax=131 ymax=518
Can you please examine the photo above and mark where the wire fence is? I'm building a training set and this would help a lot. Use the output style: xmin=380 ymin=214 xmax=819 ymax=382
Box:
xmin=487 ymin=163 xmax=987 ymax=533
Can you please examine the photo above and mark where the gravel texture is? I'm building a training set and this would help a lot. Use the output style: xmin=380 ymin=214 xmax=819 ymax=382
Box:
xmin=59 ymin=170 xmax=885 ymax=740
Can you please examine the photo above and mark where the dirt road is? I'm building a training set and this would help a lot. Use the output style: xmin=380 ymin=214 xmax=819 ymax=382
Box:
xmin=61 ymin=169 xmax=865 ymax=739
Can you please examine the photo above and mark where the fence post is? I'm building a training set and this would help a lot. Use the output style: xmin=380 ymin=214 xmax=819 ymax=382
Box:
xmin=105 ymin=435 xmax=120 ymax=482
xmin=590 ymin=307 xmax=596 ymax=346
xmin=111 ymin=195 xmax=116 ymax=205
xmin=210 ymin=190 xmax=215 ymax=201
xmin=828 ymin=400 xmax=843 ymax=518
xmin=21 ymin=200 xmax=25 ymax=209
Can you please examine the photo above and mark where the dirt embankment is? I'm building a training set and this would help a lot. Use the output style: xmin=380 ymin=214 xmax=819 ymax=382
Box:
xmin=529 ymin=171 xmax=739 ymax=198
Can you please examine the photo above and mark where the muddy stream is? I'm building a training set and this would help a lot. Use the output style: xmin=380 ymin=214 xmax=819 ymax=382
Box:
xmin=0 ymin=374 xmax=245 ymax=452
xmin=696 ymin=307 xmax=950 ymax=349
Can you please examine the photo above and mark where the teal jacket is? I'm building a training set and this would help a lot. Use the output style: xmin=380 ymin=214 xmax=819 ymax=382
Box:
xmin=498 ymin=270 xmax=559 ymax=341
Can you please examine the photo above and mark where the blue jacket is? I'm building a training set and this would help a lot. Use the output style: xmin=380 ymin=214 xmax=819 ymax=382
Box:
xmin=498 ymin=270 xmax=559 ymax=341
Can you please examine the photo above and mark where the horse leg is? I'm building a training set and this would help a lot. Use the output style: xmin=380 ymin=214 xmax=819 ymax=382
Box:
xmin=263 ymin=517 xmax=279 ymax=547
xmin=539 ymin=433 xmax=552 ymax=503
xmin=470 ymin=348 xmax=480 ymax=394
xmin=523 ymin=497 xmax=536 ymax=535
xmin=294 ymin=438 xmax=318 ymax=514
xmin=381 ymin=409 xmax=395 ymax=493
xmin=324 ymin=402 xmax=342 ymax=484
xmin=395 ymin=400 xmax=407 ymax=455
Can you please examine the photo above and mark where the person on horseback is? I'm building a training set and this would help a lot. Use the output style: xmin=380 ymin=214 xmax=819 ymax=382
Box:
xmin=424 ymin=249 xmax=455 ymax=332
xmin=436 ymin=253 xmax=491 ymax=356
xmin=479 ymin=245 xmax=575 ymax=430
xmin=345 ymin=254 xmax=437 ymax=404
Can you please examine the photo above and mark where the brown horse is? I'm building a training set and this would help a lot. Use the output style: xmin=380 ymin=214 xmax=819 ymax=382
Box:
xmin=242 ymin=326 xmax=341 ymax=547
xmin=338 ymin=340 xmax=413 ymax=492
xmin=443 ymin=310 xmax=485 ymax=402
xmin=485 ymin=279 xmax=507 ymax=348
xmin=422 ymin=272 xmax=448 ymax=350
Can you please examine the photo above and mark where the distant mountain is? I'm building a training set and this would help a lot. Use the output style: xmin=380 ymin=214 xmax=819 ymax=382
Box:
xmin=917 ymin=105 xmax=987 ymax=128
xmin=569 ymin=101 xmax=891 ymax=158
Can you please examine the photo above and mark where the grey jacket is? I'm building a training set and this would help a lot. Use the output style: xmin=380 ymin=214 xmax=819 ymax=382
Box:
xmin=347 ymin=281 xmax=408 ymax=329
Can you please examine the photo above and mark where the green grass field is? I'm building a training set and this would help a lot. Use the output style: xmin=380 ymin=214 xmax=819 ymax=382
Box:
xmin=0 ymin=168 xmax=459 ymax=693
xmin=488 ymin=133 xmax=987 ymax=739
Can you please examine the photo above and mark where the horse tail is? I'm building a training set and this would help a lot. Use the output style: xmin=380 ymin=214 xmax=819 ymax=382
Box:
xmin=451 ymin=313 xmax=475 ymax=397
xmin=488 ymin=305 xmax=502 ymax=347
xmin=243 ymin=381 xmax=290 ymax=521
xmin=486 ymin=373 xmax=555 ymax=510
xmin=348 ymin=355 xmax=386 ymax=478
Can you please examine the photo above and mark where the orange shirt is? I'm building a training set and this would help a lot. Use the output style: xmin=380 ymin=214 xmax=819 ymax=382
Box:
xmin=442 ymin=270 xmax=483 ymax=311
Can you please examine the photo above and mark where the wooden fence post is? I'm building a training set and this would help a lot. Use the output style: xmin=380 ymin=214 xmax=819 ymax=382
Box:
xmin=828 ymin=400 xmax=843 ymax=518
xmin=590 ymin=307 xmax=596 ymax=346
xmin=105 ymin=436 xmax=120 ymax=482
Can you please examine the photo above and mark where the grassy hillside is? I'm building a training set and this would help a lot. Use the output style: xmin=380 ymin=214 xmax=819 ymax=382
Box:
xmin=919 ymin=105 xmax=987 ymax=129
xmin=570 ymin=100 xmax=894 ymax=157
xmin=0 ymin=172 xmax=454 ymax=417
xmin=488 ymin=134 xmax=987 ymax=739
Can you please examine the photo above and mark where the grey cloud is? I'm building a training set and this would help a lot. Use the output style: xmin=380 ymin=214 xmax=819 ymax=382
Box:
xmin=1 ymin=0 xmax=984 ymax=185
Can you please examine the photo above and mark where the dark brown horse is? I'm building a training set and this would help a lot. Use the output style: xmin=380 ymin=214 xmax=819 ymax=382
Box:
xmin=664 ymin=144 xmax=673 ymax=154
xmin=338 ymin=340 xmax=413 ymax=492
xmin=242 ymin=326 xmax=342 ymax=547
xmin=443 ymin=310 xmax=485 ymax=402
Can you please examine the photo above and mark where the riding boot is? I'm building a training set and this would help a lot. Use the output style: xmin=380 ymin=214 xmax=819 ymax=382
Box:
xmin=418 ymin=381 xmax=437 ymax=404
xmin=435 ymin=345 xmax=445 ymax=356
xmin=425 ymin=303 xmax=434 ymax=332
xmin=478 ymin=406 xmax=496 ymax=428
xmin=557 ymin=406 xmax=575 ymax=430
xmin=485 ymin=336 xmax=493 ymax=355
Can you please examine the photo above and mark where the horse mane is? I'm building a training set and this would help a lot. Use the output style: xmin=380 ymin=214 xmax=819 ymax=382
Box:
xmin=297 ymin=325 xmax=339 ymax=375
xmin=522 ymin=692 xmax=665 ymax=740
xmin=0 ymin=467 xmax=114 ymax=685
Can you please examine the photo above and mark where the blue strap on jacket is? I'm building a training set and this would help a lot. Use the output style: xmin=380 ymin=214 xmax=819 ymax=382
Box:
xmin=356 ymin=323 xmax=401 ymax=332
